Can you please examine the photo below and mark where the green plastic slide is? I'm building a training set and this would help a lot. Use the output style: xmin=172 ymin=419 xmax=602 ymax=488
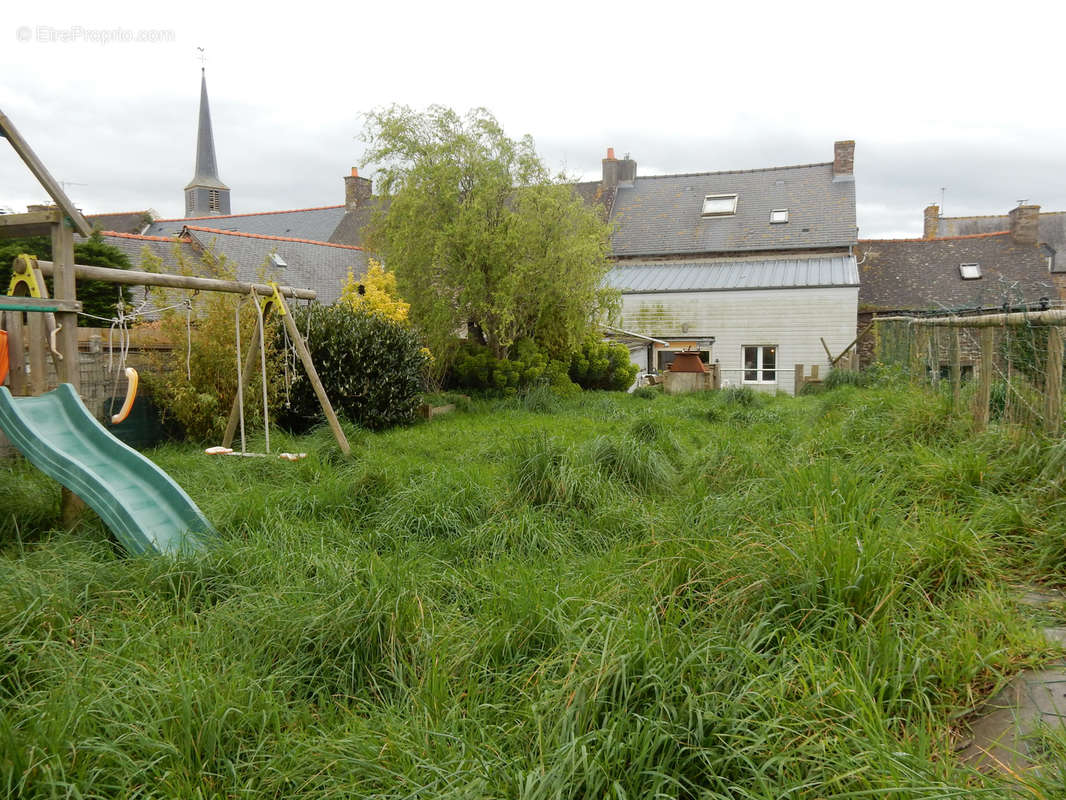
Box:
xmin=0 ymin=384 xmax=214 ymax=555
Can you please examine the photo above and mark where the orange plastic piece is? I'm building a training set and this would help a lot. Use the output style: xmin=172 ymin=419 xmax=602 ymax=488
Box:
xmin=0 ymin=330 xmax=8 ymax=385
xmin=111 ymin=368 xmax=138 ymax=425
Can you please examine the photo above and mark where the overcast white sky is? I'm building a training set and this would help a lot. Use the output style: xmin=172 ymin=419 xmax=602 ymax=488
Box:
xmin=2 ymin=0 xmax=1064 ymax=237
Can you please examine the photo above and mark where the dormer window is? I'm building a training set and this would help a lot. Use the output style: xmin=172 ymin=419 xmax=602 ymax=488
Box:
xmin=960 ymin=263 xmax=981 ymax=280
xmin=702 ymin=194 xmax=737 ymax=217
xmin=770 ymin=208 xmax=789 ymax=224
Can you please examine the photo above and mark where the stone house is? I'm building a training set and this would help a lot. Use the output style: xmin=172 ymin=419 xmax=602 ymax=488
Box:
xmin=595 ymin=142 xmax=860 ymax=393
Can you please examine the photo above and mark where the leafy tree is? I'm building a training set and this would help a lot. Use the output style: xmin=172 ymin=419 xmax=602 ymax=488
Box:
xmin=0 ymin=231 xmax=132 ymax=319
xmin=361 ymin=105 xmax=616 ymax=381
xmin=339 ymin=258 xmax=410 ymax=323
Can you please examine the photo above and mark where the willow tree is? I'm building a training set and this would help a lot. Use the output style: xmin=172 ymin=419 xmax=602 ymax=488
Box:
xmin=361 ymin=105 xmax=615 ymax=380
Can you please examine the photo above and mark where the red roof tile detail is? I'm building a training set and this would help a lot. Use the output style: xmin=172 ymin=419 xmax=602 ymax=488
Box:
xmin=185 ymin=226 xmax=364 ymax=251
xmin=153 ymin=204 xmax=344 ymax=223
xmin=859 ymin=231 xmax=1012 ymax=243
xmin=100 ymin=231 xmax=184 ymax=242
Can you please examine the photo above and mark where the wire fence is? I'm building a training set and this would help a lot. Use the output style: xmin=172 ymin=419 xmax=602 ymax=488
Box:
xmin=863 ymin=302 xmax=1066 ymax=434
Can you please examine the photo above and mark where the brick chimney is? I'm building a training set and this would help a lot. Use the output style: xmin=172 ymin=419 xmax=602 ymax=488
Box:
xmin=923 ymin=205 xmax=940 ymax=239
xmin=344 ymin=167 xmax=372 ymax=211
xmin=601 ymin=147 xmax=637 ymax=190
xmin=1009 ymin=204 xmax=1040 ymax=245
xmin=832 ymin=140 xmax=855 ymax=182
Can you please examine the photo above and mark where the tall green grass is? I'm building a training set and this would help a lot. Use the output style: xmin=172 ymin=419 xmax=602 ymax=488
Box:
xmin=1 ymin=383 xmax=1063 ymax=797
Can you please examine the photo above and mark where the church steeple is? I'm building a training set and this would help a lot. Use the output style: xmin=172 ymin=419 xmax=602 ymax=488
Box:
xmin=184 ymin=68 xmax=230 ymax=217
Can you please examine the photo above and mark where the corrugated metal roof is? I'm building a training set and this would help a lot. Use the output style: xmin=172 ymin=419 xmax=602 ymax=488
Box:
xmin=606 ymin=256 xmax=858 ymax=292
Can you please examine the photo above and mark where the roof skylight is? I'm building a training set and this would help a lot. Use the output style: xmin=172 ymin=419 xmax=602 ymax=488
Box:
xmin=959 ymin=263 xmax=981 ymax=280
xmin=702 ymin=194 xmax=737 ymax=217
xmin=770 ymin=208 xmax=789 ymax=224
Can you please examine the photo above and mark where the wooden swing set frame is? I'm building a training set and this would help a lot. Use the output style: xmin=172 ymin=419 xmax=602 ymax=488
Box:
xmin=0 ymin=107 xmax=350 ymax=485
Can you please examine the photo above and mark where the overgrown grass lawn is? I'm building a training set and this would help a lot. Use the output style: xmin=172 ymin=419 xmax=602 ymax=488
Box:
xmin=5 ymin=385 xmax=1066 ymax=797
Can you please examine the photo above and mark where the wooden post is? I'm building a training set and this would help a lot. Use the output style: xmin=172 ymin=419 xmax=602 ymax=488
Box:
xmin=912 ymin=325 xmax=928 ymax=383
xmin=810 ymin=364 xmax=819 ymax=381
xmin=50 ymin=221 xmax=79 ymax=390
xmin=928 ymin=328 xmax=939 ymax=388
xmin=975 ymin=328 xmax=994 ymax=432
xmin=1045 ymin=326 xmax=1063 ymax=435
xmin=5 ymin=312 xmax=26 ymax=395
xmin=276 ymin=294 xmax=350 ymax=455
xmin=27 ymin=311 xmax=46 ymax=395
xmin=794 ymin=363 xmax=804 ymax=394
xmin=951 ymin=328 xmax=962 ymax=411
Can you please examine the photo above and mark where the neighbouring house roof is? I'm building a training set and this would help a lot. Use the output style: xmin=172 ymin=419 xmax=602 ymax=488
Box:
xmin=181 ymin=226 xmax=365 ymax=305
xmin=329 ymin=204 xmax=379 ymax=247
xmin=607 ymin=255 xmax=859 ymax=293
xmin=610 ymin=162 xmax=857 ymax=257
xmin=145 ymin=204 xmax=348 ymax=243
xmin=85 ymin=211 xmax=155 ymax=235
xmin=856 ymin=233 xmax=1059 ymax=312
xmin=98 ymin=231 xmax=200 ymax=273
xmin=935 ymin=211 xmax=1066 ymax=266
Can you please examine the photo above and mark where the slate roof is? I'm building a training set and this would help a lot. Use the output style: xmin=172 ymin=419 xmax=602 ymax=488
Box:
xmin=146 ymin=205 xmax=347 ymax=243
xmin=329 ymin=203 xmax=381 ymax=247
xmin=607 ymin=255 xmax=858 ymax=293
xmin=99 ymin=231 xmax=199 ymax=272
xmin=182 ymin=227 xmax=366 ymax=305
xmin=936 ymin=212 xmax=1066 ymax=271
xmin=86 ymin=211 xmax=154 ymax=235
xmin=856 ymin=233 xmax=1060 ymax=312
xmin=610 ymin=162 xmax=857 ymax=257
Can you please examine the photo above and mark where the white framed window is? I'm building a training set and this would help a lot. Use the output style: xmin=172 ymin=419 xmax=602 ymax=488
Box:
xmin=702 ymin=194 xmax=738 ymax=216
xmin=743 ymin=345 xmax=777 ymax=383
xmin=960 ymin=263 xmax=981 ymax=279
xmin=208 ymin=189 xmax=220 ymax=212
xmin=770 ymin=208 xmax=789 ymax=224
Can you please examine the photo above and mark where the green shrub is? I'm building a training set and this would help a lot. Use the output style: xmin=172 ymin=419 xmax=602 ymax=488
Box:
xmin=279 ymin=303 xmax=429 ymax=432
xmin=449 ymin=338 xmax=578 ymax=396
xmin=568 ymin=338 xmax=639 ymax=391
xmin=632 ymin=385 xmax=660 ymax=400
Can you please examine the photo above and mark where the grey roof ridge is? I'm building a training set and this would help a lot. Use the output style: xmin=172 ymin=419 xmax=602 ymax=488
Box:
xmin=153 ymin=203 xmax=345 ymax=223
xmin=940 ymin=210 xmax=1066 ymax=220
xmin=615 ymin=252 xmax=851 ymax=264
xmin=619 ymin=282 xmax=857 ymax=294
xmin=630 ymin=161 xmax=834 ymax=181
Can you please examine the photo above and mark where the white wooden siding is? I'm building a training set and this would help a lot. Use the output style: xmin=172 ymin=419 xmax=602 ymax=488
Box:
xmin=619 ymin=287 xmax=858 ymax=395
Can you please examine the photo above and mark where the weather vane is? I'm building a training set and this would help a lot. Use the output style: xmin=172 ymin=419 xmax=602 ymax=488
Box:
xmin=197 ymin=47 xmax=206 ymax=71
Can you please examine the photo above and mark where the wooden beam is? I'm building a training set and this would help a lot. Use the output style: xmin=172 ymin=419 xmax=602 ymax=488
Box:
xmin=35 ymin=260 xmax=317 ymax=301
xmin=51 ymin=222 xmax=79 ymax=388
xmin=275 ymin=294 xmax=350 ymax=455
xmin=831 ymin=321 xmax=876 ymax=366
xmin=0 ymin=209 xmax=64 ymax=238
xmin=0 ymin=109 xmax=92 ymax=237
xmin=27 ymin=311 xmax=46 ymax=395
xmin=912 ymin=309 xmax=1066 ymax=329
xmin=1046 ymin=327 xmax=1063 ymax=435
xmin=820 ymin=337 xmax=833 ymax=362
